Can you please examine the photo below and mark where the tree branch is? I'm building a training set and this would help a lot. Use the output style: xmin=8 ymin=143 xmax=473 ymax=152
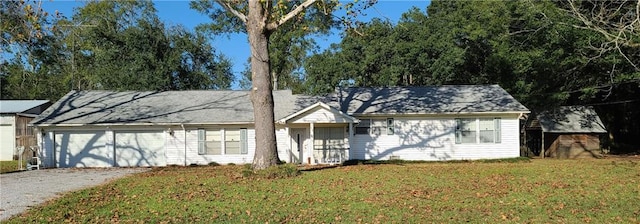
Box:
xmin=266 ymin=0 xmax=318 ymax=31
xmin=214 ymin=0 xmax=247 ymax=23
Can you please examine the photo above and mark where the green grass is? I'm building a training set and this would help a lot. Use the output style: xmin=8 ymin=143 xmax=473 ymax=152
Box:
xmin=6 ymin=159 xmax=640 ymax=223
xmin=0 ymin=160 xmax=25 ymax=173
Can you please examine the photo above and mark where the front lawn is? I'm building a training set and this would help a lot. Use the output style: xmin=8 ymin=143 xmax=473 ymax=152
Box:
xmin=7 ymin=159 xmax=640 ymax=223
xmin=0 ymin=160 xmax=25 ymax=173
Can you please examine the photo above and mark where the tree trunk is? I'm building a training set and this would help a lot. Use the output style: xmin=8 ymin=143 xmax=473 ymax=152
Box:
xmin=247 ymin=1 xmax=280 ymax=170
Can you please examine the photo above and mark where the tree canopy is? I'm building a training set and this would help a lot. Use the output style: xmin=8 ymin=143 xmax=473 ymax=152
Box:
xmin=1 ymin=0 xmax=233 ymax=100
xmin=304 ymin=0 xmax=639 ymax=110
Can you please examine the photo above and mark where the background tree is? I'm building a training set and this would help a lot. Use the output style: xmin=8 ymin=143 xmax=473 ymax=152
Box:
xmin=2 ymin=0 xmax=233 ymax=100
xmin=1 ymin=0 xmax=57 ymax=99
xmin=562 ymin=0 xmax=639 ymax=71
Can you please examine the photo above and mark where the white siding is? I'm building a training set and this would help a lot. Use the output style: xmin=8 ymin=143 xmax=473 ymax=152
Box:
xmin=449 ymin=118 xmax=520 ymax=160
xmin=0 ymin=115 xmax=15 ymax=161
xmin=351 ymin=116 xmax=520 ymax=161
xmin=276 ymin=128 xmax=290 ymax=163
xmin=290 ymin=107 xmax=351 ymax=123
xmin=41 ymin=131 xmax=55 ymax=168
xmin=166 ymin=129 xmax=187 ymax=165
xmin=168 ymin=128 xmax=256 ymax=165
xmin=0 ymin=115 xmax=14 ymax=125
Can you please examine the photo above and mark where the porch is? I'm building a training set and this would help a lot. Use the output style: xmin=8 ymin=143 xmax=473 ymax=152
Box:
xmin=277 ymin=102 xmax=359 ymax=165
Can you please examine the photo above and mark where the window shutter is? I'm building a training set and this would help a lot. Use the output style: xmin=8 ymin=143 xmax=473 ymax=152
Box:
xmin=455 ymin=119 xmax=461 ymax=144
xmin=240 ymin=129 xmax=248 ymax=154
xmin=198 ymin=129 xmax=205 ymax=155
xmin=494 ymin=118 xmax=501 ymax=143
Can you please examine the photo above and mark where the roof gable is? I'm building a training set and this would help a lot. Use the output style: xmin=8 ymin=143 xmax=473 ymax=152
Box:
xmin=535 ymin=106 xmax=607 ymax=133
xmin=322 ymin=85 xmax=529 ymax=115
xmin=277 ymin=102 xmax=358 ymax=124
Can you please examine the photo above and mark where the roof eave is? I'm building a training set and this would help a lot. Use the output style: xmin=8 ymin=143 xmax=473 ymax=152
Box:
xmin=32 ymin=121 xmax=257 ymax=127
xmin=350 ymin=110 xmax=530 ymax=116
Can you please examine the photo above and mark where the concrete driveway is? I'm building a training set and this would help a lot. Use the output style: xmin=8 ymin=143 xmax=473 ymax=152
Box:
xmin=0 ymin=168 xmax=148 ymax=221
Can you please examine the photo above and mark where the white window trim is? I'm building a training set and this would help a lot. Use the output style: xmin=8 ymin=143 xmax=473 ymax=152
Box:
xmin=455 ymin=118 xmax=502 ymax=144
xmin=386 ymin=118 xmax=394 ymax=135
xmin=355 ymin=119 xmax=371 ymax=135
xmin=197 ymin=128 xmax=248 ymax=155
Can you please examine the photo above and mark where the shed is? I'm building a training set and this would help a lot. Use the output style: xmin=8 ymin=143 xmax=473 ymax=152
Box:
xmin=526 ymin=106 xmax=607 ymax=158
xmin=0 ymin=100 xmax=51 ymax=160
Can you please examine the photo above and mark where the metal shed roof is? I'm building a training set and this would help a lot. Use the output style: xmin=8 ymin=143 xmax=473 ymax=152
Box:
xmin=0 ymin=100 xmax=49 ymax=114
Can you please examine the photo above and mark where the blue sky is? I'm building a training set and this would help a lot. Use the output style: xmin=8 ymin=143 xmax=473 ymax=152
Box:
xmin=41 ymin=1 xmax=431 ymax=89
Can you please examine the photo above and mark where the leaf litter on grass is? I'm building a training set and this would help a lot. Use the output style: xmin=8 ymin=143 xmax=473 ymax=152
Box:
xmin=6 ymin=159 xmax=640 ymax=223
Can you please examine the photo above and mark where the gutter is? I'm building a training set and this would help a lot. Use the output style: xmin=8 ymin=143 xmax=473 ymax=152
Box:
xmin=32 ymin=122 xmax=256 ymax=127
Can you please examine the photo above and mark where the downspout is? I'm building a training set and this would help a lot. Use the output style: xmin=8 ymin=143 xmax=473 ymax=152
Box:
xmin=181 ymin=124 xmax=187 ymax=166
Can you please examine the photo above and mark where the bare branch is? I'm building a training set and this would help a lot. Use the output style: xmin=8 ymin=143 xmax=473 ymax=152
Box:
xmin=266 ymin=0 xmax=318 ymax=31
xmin=214 ymin=0 xmax=247 ymax=23
xmin=564 ymin=0 xmax=639 ymax=70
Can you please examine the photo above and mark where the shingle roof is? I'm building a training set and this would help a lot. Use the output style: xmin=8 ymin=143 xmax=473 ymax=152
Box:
xmin=535 ymin=106 xmax=607 ymax=133
xmin=0 ymin=100 xmax=50 ymax=114
xmin=31 ymin=90 xmax=311 ymax=125
xmin=32 ymin=85 xmax=529 ymax=126
xmin=322 ymin=85 xmax=529 ymax=115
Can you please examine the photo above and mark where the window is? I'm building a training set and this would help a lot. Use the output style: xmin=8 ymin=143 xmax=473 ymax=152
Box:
xmin=479 ymin=119 xmax=494 ymax=143
xmin=456 ymin=119 xmax=476 ymax=144
xmin=356 ymin=118 xmax=392 ymax=135
xmin=386 ymin=118 xmax=394 ymax=135
xmin=355 ymin=119 xmax=370 ymax=134
xmin=199 ymin=129 xmax=221 ymax=155
xmin=198 ymin=128 xmax=248 ymax=155
xmin=455 ymin=118 xmax=501 ymax=144
xmin=314 ymin=127 xmax=345 ymax=150
xmin=225 ymin=129 xmax=241 ymax=154
xmin=371 ymin=119 xmax=385 ymax=135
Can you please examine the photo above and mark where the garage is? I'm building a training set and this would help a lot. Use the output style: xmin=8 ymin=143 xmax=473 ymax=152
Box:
xmin=114 ymin=131 xmax=166 ymax=167
xmin=54 ymin=131 xmax=111 ymax=167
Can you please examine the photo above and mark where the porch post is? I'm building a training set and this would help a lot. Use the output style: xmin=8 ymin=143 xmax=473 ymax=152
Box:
xmin=348 ymin=122 xmax=353 ymax=161
xmin=285 ymin=126 xmax=290 ymax=163
xmin=541 ymin=131 xmax=545 ymax=158
xmin=309 ymin=122 xmax=315 ymax=165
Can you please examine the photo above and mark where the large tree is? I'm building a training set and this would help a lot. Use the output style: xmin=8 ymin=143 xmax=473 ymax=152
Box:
xmin=191 ymin=0 xmax=373 ymax=169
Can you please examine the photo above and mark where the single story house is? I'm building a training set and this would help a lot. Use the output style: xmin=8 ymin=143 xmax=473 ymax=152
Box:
xmin=31 ymin=85 xmax=529 ymax=168
xmin=1 ymin=100 xmax=51 ymax=161
xmin=525 ymin=106 xmax=607 ymax=158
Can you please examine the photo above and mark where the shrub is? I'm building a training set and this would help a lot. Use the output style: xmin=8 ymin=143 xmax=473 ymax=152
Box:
xmin=227 ymin=163 xmax=236 ymax=166
xmin=208 ymin=162 xmax=220 ymax=166
xmin=342 ymin=160 xmax=364 ymax=166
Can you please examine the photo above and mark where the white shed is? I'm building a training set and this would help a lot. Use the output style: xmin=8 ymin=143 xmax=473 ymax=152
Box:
xmin=0 ymin=100 xmax=50 ymax=161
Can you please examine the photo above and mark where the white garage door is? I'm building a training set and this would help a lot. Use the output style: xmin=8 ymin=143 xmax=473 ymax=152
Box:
xmin=0 ymin=125 xmax=15 ymax=161
xmin=54 ymin=131 xmax=111 ymax=167
xmin=115 ymin=131 xmax=165 ymax=167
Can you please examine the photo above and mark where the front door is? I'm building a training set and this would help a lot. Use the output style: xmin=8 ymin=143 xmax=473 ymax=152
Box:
xmin=290 ymin=128 xmax=306 ymax=164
